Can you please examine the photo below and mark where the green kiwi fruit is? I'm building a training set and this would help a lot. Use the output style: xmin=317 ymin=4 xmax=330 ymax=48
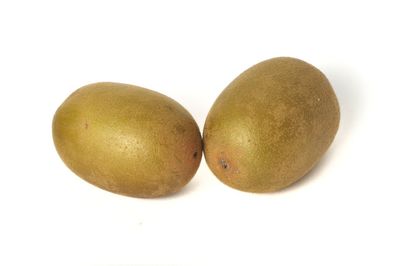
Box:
xmin=203 ymin=57 xmax=340 ymax=192
xmin=53 ymin=82 xmax=202 ymax=198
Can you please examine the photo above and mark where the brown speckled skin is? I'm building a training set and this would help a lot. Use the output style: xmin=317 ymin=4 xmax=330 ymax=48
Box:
xmin=203 ymin=57 xmax=340 ymax=192
xmin=53 ymin=82 xmax=202 ymax=198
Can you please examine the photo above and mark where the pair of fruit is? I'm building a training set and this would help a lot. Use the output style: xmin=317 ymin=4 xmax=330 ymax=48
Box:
xmin=53 ymin=57 xmax=340 ymax=198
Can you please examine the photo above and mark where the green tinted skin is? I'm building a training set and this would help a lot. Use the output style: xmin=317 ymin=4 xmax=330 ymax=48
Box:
xmin=203 ymin=57 xmax=340 ymax=192
xmin=53 ymin=82 xmax=202 ymax=198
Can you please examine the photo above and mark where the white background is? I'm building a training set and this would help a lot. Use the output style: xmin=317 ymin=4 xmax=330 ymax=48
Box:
xmin=1 ymin=1 xmax=399 ymax=265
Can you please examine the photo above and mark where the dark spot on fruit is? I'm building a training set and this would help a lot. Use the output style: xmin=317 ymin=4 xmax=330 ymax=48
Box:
xmin=193 ymin=151 xmax=198 ymax=158
xmin=174 ymin=124 xmax=186 ymax=134
xmin=220 ymin=159 xmax=229 ymax=169
xmin=84 ymin=121 xmax=88 ymax=129
xmin=174 ymin=154 xmax=182 ymax=163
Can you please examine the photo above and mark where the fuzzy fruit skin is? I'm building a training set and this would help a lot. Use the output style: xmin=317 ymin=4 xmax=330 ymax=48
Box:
xmin=203 ymin=57 xmax=340 ymax=192
xmin=53 ymin=82 xmax=202 ymax=198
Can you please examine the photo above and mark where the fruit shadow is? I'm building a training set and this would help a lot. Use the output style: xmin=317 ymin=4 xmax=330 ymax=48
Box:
xmin=280 ymin=64 xmax=363 ymax=192
xmin=324 ymin=64 xmax=364 ymax=146
xmin=172 ymin=177 xmax=201 ymax=198
xmin=146 ymin=175 xmax=201 ymax=201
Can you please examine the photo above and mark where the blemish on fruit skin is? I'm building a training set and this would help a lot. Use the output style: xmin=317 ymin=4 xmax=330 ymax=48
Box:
xmin=165 ymin=105 xmax=173 ymax=111
xmin=193 ymin=151 xmax=198 ymax=158
xmin=84 ymin=121 xmax=88 ymax=129
xmin=220 ymin=159 xmax=229 ymax=169
xmin=174 ymin=124 xmax=186 ymax=134
xmin=174 ymin=154 xmax=182 ymax=163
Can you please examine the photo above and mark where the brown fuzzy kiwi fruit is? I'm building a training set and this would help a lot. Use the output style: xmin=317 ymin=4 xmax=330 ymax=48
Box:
xmin=53 ymin=82 xmax=202 ymax=198
xmin=203 ymin=57 xmax=340 ymax=192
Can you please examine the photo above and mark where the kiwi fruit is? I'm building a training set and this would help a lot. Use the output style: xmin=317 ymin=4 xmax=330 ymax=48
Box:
xmin=53 ymin=82 xmax=202 ymax=198
xmin=203 ymin=57 xmax=340 ymax=192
